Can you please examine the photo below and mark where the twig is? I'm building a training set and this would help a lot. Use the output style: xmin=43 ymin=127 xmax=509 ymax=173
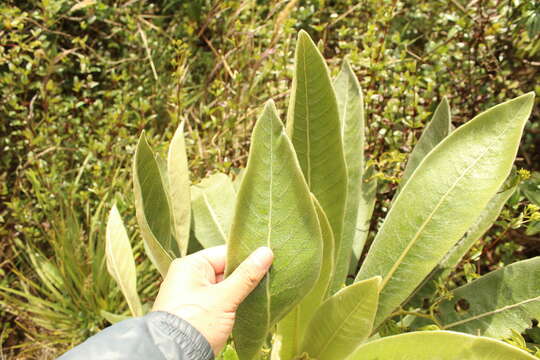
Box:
xmin=137 ymin=22 xmax=158 ymax=82
xmin=202 ymin=35 xmax=235 ymax=80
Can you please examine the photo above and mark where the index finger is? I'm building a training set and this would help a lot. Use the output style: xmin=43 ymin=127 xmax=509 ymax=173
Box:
xmin=196 ymin=245 xmax=227 ymax=274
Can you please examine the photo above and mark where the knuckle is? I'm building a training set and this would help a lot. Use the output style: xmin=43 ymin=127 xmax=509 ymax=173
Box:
xmin=241 ymin=266 xmax=260 ymax=287
xmin=170 ymin=258 xmax=184 ymax=269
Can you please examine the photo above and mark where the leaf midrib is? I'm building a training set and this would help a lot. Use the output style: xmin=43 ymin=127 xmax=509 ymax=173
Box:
xmin=265 ymin=118 xmax=273 ymax=335
xmin=443 ymin=295 xmax=540 ymax=329
xmin=301 ymin=40 xmax=311 ymax=187
xmin=380 ymin=122 xmax=512 ymax=290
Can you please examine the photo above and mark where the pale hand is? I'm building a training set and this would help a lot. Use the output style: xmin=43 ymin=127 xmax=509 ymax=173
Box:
xmin=152 ymin=245 xmax=274 ymax=355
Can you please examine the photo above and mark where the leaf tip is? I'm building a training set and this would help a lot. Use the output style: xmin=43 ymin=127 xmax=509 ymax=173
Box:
xmin=298 ymin=29 xmax=310 ymax=40
xmin=297 ymin=29 xmax=317 ymax=50
xmin=264 ymin=98 xmax=277 ymax=112
xmin=341 ymin=57 xmax=353 ymax=72
xmin=510 ymin=91 xmax=536 ymax=117
xmin=441 ymin=96 xmax=449 ymax=107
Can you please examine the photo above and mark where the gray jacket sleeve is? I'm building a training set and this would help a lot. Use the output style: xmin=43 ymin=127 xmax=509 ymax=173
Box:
xmin=58 ymin=311 xmax=214 ymax=360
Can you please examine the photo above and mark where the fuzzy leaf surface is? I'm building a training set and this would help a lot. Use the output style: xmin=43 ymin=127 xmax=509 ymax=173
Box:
xmin=276 ymin=196 xmax=335 ymax=359
xmin=168 ymin=122 xmax=191 ymax=256
xmin=133 ymin=132 xmax=173 ymax=276
xmin=356 ymin=93 xmax=535 ymax=328
xmin=226 ymin=101 xmax=323 ymax=360
xmin=286 ymin=30 xmax=347 ymax=294
xmin=437 ymin=257 xmax=540 ymax=338
xmin=191 ymin=173 xmax=236 ymax=248
xmin=106 ymin=204 xmax=143 ymax=317
xmin=395 ymin=97 xmax=452 ymax=196
xmin=301 ymin=277 xmax=380 ymax=360
xmin=350 ymin=166 xmax=377 ymax=272
xmin=333 ymin=58 xmax=364 ymax=293
xmin=408 ymin=175 xmax=518 ymax=308
xmin=348 ymin=331 xmax=536 ymax=359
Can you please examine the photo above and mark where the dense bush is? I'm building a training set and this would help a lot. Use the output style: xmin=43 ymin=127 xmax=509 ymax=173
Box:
xmin=0 ymin=0 xmax=538 ymax=358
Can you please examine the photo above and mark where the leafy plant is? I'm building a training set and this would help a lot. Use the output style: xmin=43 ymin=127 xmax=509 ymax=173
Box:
xmin=0 ymin=196 xmax=123 ymax=357
xmin=105 ymin=30 xmax=537 ymax=359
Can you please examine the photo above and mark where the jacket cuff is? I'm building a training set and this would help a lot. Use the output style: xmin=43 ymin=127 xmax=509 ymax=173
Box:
xmin=147 ymin=311 xmax=214 ymax=360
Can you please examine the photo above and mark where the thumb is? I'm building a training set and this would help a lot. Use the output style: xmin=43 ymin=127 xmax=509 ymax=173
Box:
xmin=220 ymin=247 xmax=273 ymax=308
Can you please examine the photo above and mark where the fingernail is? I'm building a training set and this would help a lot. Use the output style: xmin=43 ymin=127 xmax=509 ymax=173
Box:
xmin=251 ymin=247 xmax=273 ymax=270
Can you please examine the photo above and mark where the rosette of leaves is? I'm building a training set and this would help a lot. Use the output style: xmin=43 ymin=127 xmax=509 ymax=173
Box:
xmin=104 ymin=30 xmax=538 ymax=359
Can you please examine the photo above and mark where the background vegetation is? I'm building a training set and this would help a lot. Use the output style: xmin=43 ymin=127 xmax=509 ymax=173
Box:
xmin=1 ymin=0 xmax=539 ymax=358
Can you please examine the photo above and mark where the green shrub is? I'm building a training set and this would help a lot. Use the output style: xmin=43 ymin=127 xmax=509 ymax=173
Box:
xmin=105 ymin=31 xmax=538 ymax=359
xmin=2 ymin=1 xmax=539 ymax=357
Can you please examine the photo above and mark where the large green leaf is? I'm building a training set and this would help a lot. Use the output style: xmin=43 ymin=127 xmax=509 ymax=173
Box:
xmin=191 ymin=172 xmax=236 ymax=248
xmin=275 ymin=196 xmax=335 ymax=360
xmin=436 ymin=257 xmax=540 ymax=338
xmin=348 ymin=331 xmax=536 ymax=359
xmin=355 ymin=93 xmax=535 ymax=329
xmin=105 ymin=204 xmax=143 ymax=317
xmin=301 ymin=276 xmax=380 ymax=360
xmin=167 ymin=122 xmax=191 ymax=257
xmin=286 ymin=30 xmax=347 ymax=293
xmin=395 ymin=97 xmax=452 ymax=196
xmin=333 ymin=58 xmax=365 ymax=293
xmin=226 ymin=100 xmax=323 ymax=360
xmin=408 ymin=174 xmax=518 ymax=308
xmin=133 ymin=132 xmax=173 ymax=276
xmin=350 ymin=166 xmax=377 ymax=273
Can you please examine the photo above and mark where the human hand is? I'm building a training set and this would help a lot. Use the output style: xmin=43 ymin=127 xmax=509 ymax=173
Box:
xmin=152 ymin=245 xmax=273 ymax=355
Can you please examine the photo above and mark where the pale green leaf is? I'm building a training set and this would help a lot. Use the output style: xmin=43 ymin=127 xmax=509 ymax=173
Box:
xmin=106 ymin=204 xmax=143 ymax=317
xmin=436 ymin=257 xmax=540 ymax=338
xmin=408 ymin=174 xmax=518 ymax=307
xmin=348 ymin=331 xmax=536 ymax=360
xmin=286 ymin=30 xmax=347 ymax=294
xmin=191 ymin=173 xmax=236 ymax=248
xmin=301 ymin=276 xmax=380 ymax=360
xmin=168 ymin=122 xmax=191 ymax=257
xmin=350 ymin=166 xmax=377 ymax=273
xmin=133 ymin=132 xmax=173 ymax=276
xmin=395 ymin=97 xmax=452 ymax=196
xmin=333 ymin=58 xmax=365 ymax=293
xmin=356 ymin=93 xmax=535 ymax=329
xmin=233 ymin=168 xmax=246 ymax=193
xmin=226 ymin=100 xmax=323 ymax=360
xmin=276 ymin=196 xmax=335 ymax=359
